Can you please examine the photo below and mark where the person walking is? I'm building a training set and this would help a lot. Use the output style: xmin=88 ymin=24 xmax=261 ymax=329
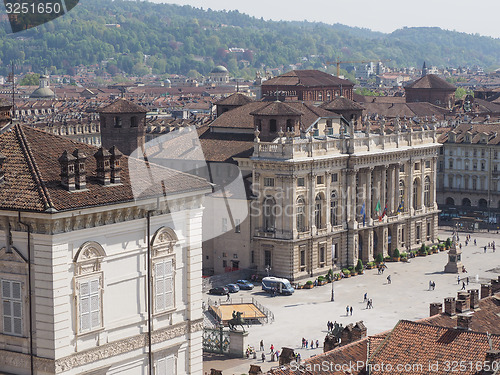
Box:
xmin=346 ymin=305 xmax=349 ymax=316
xmin=226 ymin=292 xmax=230 ymax=302
xmin=457 ymin=275 xmax=460 ymax=285
xmin=270 ymin=344 xmax=274 ymax=353
xmin=260 ymin=340 xmax=264 ymax=352
xmin=466 ymin=277 xmax=469 ymax=285
xmin=364 ymin=292 xmax=368 ymax=302
xmin=462 ymin=281 xmax=466 ymax=290
xmin=261 ymin=353 xmax=265 ymax=362
xmin=350 ymin=306 xmax=353 ymax=315
xmin=387 ymin=275 xmax=391 ymax=284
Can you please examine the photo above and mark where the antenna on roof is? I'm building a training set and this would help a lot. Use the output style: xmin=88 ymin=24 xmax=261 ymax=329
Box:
xmin=8 ymin=62 xmax=15 ymax=116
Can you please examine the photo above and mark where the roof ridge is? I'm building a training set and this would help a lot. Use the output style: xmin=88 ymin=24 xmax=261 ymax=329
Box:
xmin=15 ymin=125 xmax=55 ymax=211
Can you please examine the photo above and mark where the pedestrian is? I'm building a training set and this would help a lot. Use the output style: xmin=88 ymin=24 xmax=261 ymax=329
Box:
xmin=316 ymin=340 xmax=319 ymax=348
xmin=346 ymin=305 xmax=349 ymax=316
xmin=350 ymin=306 xmax=353 ymax=315
xmin=369 ymin=298 xmax=373 ymax=308
xmin=261 ymin=353 xmax=265 ymax=362
xmin=270 ymin=344 xmax=274 ymax=353
xmin=226 ymin=292 xmax=230 ymax=301
xmin=260 ymin=340 xmax=264 ymax=351
xmin=310 ymin=339 xmax=314 ymax=349
xmin=484 ymin=246 xmax=487 ymax=253
xmin=457 ymin=275 xmax=460 ymax=285
xmin=327 ymin=321 xmax=330 ymax=331
xmin=429 ymin=280 xmax=432 ymax=290
xmin=466 ymin=277 xmax=469 ymax=285
xmin=301 ymin=338 xmax=305 ymax=348
xmin=462 ymin=281 xmax=466 ymax=290
xmin=271 ymin=352 xmax=275 ymax=361
xmin=305 ymin=340 xmax=308 ymax=349
xmin=276 ymin=350 xmax=279 ymax=361
xmin=364 ymin=292 xmax=367 ymax=302
xmin=366 ymin=299 xmax=370 ymax=309
xmin=387 ymin=275 xmax=391 ymax=284
xmin=474 ymin=239 xmax=477 ymax=245
xmin=432 ymin=281 xmax=436 ymax=290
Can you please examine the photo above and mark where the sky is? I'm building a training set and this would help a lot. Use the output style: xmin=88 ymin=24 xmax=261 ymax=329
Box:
xmin=154 ymin=0 xmax=500 ymax=39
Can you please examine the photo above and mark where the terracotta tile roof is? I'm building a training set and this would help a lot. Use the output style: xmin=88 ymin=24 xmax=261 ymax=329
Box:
xmin=0 ymin=125 xmax=211 ymax=213
xmin=367 ymin=320 xmax=500 ymax=375
xmin=262 ymin=70 xmax=353 ymax=88
xmin=250 ymin=101 xmax=304 ymax=116
xmin=406 ymin=74 xmax=456 ymax=90
xmin=99 ymin=98 xmax=148 ymax=114
xmin=439 ymin=122 xmax=500 ymax=144
xmin=361 ymin=102 xmax=449 ymax=119
xmin=421 ymin=294 xmax=500 ymax=334
xmin=215 ymin=92 xmax=254 ymax=106
xmin=320 ymin=96 xmax=365 ymax=111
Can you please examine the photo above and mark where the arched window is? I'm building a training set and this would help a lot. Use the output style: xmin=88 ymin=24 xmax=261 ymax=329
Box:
xmin=424 ymin=176 xmax=431 ymax=207
xmin=462 ymin=198 xmax=471 ymax=207
xmin=263 ymin=197 xmax=276 ymax=232
xmin=286 ymin=119 xmax=293 ymax=132
xmin=413 ymin=178 xmax=420 ymax=210
xmin=399 ymin=180 xmax=405 ymax=211
xmin=330 ymin=191 xmax=338 ymax=226
xmin=445 ymin=197 xmax=455 ymax=206
xmin=478 ymin=199 xmax=488 ymax=208
xmin=296 ymin=196 xmax=306 ymax=232
xmin=315 ymin=194 xmax=325 ymax=229
xmin=269 ymin=119 xmax=277 ymax=133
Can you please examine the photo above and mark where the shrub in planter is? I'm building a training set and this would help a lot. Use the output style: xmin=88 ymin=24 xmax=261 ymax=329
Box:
xmin=419 ymin=244 xmax=427 ymax=255
xmin=334 ymin=273 xmax=341 ymax=281
xmin=445 ymin=238 xmax=452 ymax=248
xmin=375 ymin=253 xmax=384 ymax=264
xmin=400 ymin=252 xmax=407 ymax=259
xmin=342 ymin=269 xmax=351 ymax=277
xmin=439 ymin=243 xmax=446 ymax=251
xmin=356 ymin=259 xmax=364 ymax=274
xmin=304 ymin=280 xmax=314 ymax=289
xmin=366 ymin=262 xmax=375 ymax=269
xmin=384 ymin=256 xmax=391 ymax=262
xmin=392 ymin=248 xmax=400 ymax=261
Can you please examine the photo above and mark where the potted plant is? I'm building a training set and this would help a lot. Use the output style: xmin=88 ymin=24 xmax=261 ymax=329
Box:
xmin=419 ymin=244 xmax=427 ymax=256
xmin=439 ymin=243 xmax=446 ymax=251
xmin=375 ymin=253 xmax=384 ymax=265
xmin=348 ymin=266 xmax=357 ymax=276
xmin=431 ymin=245 xmax=438 ymax=254
xmin=400 ymin=252 xmax=408 ymax=262
xmin=445 ymin=238 xmax=452 ymax=250
xmin=356 ymin=259 xmax=364 ymax=274
xmin=384 ymin=255 xmax=391 ymax=263
xmin=334 ymin=273 xmax=341 ymax=281
xmin=317 ymin=276 xmax=327 ymax=286
xmin=304 ymin=280 xmax=314 ymax=289
xmin=392 ymin=248 xmax=400 ymax=262
xmin=342 ymin=268 xmax=351 ymax=278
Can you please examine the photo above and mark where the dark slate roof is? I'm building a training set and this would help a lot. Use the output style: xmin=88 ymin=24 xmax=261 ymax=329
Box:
xmin=438 ymin=122 xmax=500 ymax=144
xmin=262 ymin=70 xmax=353 ymax=88
xmin=215 ymin=92 xmax=254 ymax=106
xmin=198 ymin=126 xmax=254 ymax=162
xmin=406 ymin=74 xmax=456 ymax=90
xmin=320 ymin=96 xmax=365 ymax=111
xmin=0 ymin=125 xmax=210 ymax=213
xmin=99 ymin=98 xmax=148 ymax=114
xmin=249 ymin=101 xmax=304 ymax=116
xmin=362 ymin=102 xmax=450 ymax=119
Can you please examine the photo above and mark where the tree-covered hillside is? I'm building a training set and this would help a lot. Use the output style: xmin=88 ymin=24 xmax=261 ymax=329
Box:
xmin=0 ymin=0 xmax=499 ymax=77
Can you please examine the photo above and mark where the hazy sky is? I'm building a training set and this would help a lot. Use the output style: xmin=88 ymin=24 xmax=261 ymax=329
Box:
xmin=155 ymin=0 xmax=500 ymax=39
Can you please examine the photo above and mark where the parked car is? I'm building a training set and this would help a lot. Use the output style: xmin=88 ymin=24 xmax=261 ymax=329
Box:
xmin=209 ymin=286 xmax=229 ymax=295
xmin=236 ymin=279 xmax=254 ymax=290
xmin=225 ymin=283 xmax=240 ymax=293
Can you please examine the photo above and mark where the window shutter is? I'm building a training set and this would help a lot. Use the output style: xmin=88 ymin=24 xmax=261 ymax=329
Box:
xmin=79 ymin=280 xmax=91 ymax=331
xmin=90 ymin=279 xmax=100 ymax=328
xmin=156 ymin=357 xmax=166 ymax=375
xmin=79 ymin=278 xmax=100 ymax=332
xmin=3 ymin=300 xmax=11 ymax=334
xmin=155 ymin=262 xmax=166 ymax=311
xmin=2 ymin=280 xmax=11 ymax=298
xmin=2 ymin=280 xmax=22 ymax=336
xmin=165 ymin=355 xmax=175 ymax=374
xmin=164 ymin=259 xmax=174 ymax=309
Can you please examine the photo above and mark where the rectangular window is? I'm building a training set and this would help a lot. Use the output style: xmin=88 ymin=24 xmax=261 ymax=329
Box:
xmin=414 ymin=162 xmax=420 ymax=171
xmin=233 ymin=253 xmax=238 ymax=259
xmin=449 ymin=160 xmax=453 ymax=169
xmin=331 ymin=173 xmax=338 ymax=182
xmin=416 ymin=225 xmax=421 ymax=241
xmin=222 ymin=218 xmax=228 ymax=232
xmin=400 ymin=164 xmax=405 ymax=172
xmin=156 ymin=355 xmax=176 ymax=375
xmin=222 ymin=260 xmax=227 ymax=268
xmin=78 ymin=278 xmax=101 ymax=333
xmin=427 ymin=222 xmax=431 ymax=241
xmin=425 ymin=161 xmax=431 ymax=169
xmin=300 ymin=249 xmax=306 ymax=270
xmin=251 ymin=251 xmax=255 ymax=264
xmin=154 ymin=258 xmax=174 ymax=313
xmin=1 ymin=280 xmax=22 ymax=336
xmin=297 ymin=178 xmax=305 ymax=187
xmin=264 ymin=177 xmax=274 ymax=187
xmin=264 ymin=250 xmax=272 ymax=267
xmin=222 ymin=252 xmax=227 ymax=258
xmin=316 ymin=175 xmax=324 ymax=185
xmin=235 ymin=219 xmax=241 ymax=233
xmin=481 ymin=162 xmax=485 ymax=171
xmin=319 ymin=246 xmax=325 ymax=266
xmin=481 ymin=150 xmax=485 ymax=158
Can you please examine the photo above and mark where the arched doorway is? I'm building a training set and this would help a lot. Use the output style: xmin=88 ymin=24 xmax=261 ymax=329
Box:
xmin=445 ymin=197 xmax=455 ymax=206
xmin=462 ymin=198 xmax=471 ymax=207
xmin=478 ymin=199 xmax=488 ymax=208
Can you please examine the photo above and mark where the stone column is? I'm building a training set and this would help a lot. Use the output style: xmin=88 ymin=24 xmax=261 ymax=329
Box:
xmin=420 ymin=159 xmax=425 ymax=210
xmin=347 ymin=169 xmax=357 ymax=226
xmin=366 ymin=167 xmax=373 ymax=223
xmin=431 ymin=157 xmax=437 ymax=209
xmin=408 ymin=160 xmax=414 ymax=214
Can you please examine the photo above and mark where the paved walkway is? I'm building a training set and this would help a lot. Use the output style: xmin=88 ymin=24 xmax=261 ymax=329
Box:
xmin=203 ymin=230 xmax=500 ymax=374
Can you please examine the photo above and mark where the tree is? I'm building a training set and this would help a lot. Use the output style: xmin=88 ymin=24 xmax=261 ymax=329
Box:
xmin=19 ymin=73 xmax=40 ymax=86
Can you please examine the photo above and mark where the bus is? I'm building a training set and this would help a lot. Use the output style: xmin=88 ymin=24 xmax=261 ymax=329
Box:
xmin=261 ymin=277 xmax=294 ymax=295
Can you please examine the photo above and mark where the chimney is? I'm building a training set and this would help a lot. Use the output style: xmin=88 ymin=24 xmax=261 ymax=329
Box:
xmin=481 ymin=284 xmax=492 ymax=299
xmin=456 ymin=314 xmax=472 ymax=330
xmin=72 ymin=149 xmax=87 ymax=189
xmin=444 ymin=297 xmax=456 ymax=316
xmin=492 ymin=276 xmax=500 ymax=294
xmin=278 ymin=347 xmax=296 ymax=366
xmin=0 ymin=152 xmax=6 ymax=185
xmin=485 ymin=350 xmax=500 ymax=364
xmin=108 ymin=146 xmax=123 ymax=184
xmin=352 ymin=321 xmax=367 ymax=341
xmin=430 ymin=302 xmax=442 ymax=316
xmin=58 ymin=150 xmax=76 ymax=191
xmin=468 ymin=289 xmax=479 ymax=309
xmin=94 ymin=147 xmax=111 ymax=186
xmin=456 ymin=292 xmax=471 ymax=313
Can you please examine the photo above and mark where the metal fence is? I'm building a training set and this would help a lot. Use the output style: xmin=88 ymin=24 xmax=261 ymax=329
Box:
xmin=202 ymin=326 xmax=230 ymax=354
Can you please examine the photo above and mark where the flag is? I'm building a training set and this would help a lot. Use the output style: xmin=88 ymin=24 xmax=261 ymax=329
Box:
xmin=360 ymin=202 xmax=366 ymax=226
xmin=375 ymin=199 xmax=381 ymax=214
xmin=397 ymin=200 xmax=404 ymax=214
xmin=381 ymin=203 xmax=387 ymax=219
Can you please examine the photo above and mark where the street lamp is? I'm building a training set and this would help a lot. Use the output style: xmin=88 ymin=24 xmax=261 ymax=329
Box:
xmin=331 ymin=261 xmax=336 ymax=302
xmin=265 ymin=266 xmax=271 ymax=277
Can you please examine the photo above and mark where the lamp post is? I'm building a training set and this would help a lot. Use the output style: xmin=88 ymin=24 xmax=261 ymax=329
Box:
xmin=331 ymin=261 xmax=336 ymax=302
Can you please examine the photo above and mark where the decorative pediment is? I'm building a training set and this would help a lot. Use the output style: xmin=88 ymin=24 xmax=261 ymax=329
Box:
xmin=151 ymin=227 xmax=177 ymax=257
xmin=74 ymin=241 xmax=106 ymax=276
xmin=0 ymin=247 xmax=28 ymax=274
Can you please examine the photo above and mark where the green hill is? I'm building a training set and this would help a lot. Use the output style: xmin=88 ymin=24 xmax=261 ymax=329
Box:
xmin=0 ymin=0 xmax=499 ymax=77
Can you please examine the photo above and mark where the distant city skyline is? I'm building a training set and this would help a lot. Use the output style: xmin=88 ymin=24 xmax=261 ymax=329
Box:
xmin=154 ymin=0 xmax=500 ymax=39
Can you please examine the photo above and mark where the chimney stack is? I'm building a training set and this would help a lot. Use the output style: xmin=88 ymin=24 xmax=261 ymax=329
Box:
xmin=456 ymin=314 xmax=472 ymax=330
xmin=492 ymin=276 xmax=500 ymax=294
xmin=0 ymin=152 xmax=6 ymax=185
xmin=456 ymin=292 xmax=471 ymax=313
xmin=481 ymin=284 xmax=492 ymax=299
xmin=444 ymin=297 xmax=456 ymax=316
xmin=72 ymin=149 xmax=87 ymax=189
xmin=468 ymin=289 xmax=479 ymax=309
xmin=58 ymin=150 xmax=76 ymax=191
xmin=109 ymin=146 xmax=123 ymax=184
xmin=94 ymin=147 xmax=111 ymax=186
xmin=430 ymin=302 xmax=442 ymax=317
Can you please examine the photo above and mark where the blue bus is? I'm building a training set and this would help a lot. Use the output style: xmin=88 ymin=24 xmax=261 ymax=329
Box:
xmin=261 ymin=277 xmax=294 ymax=295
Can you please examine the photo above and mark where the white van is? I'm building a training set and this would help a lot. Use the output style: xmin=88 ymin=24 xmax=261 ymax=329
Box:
xmin=261 ymin=277 xmax=294 ymax=295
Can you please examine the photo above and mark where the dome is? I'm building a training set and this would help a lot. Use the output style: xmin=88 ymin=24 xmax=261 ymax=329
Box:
xmin=211 ymin=65 xmax=228 ymax=74
xmin=30 ymin=87 xmax=55 ymax=98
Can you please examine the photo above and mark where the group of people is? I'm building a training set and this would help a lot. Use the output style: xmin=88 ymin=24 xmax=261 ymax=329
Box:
xmin=301 ymin=337 xmax=319 ymax=349
xmin=257 ymin=340 xmax=280 ymax=362
xmin=346 ymin=305 xmax=353 ymax=315
xmin=363 ymin=293 xmax=374 ymax=308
